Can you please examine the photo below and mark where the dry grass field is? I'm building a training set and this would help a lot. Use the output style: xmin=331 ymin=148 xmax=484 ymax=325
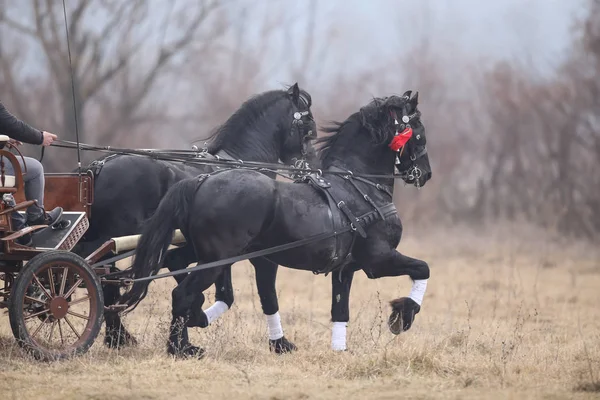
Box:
xmin=1 ymin=223 xmax=599 ymax=400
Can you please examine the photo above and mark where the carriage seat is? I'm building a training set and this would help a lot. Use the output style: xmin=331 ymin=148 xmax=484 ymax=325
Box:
xmin=0 ymin=135 xmax=17 ymax=188
xmin=0 ymin=176 xmax=16 ymax=188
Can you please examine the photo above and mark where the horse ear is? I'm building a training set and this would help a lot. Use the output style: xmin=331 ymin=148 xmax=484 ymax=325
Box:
xmin=288 ymin=83 xmax=300 ymax=103
xmin=401 ymin=90 xmax=412 ymax=100
xmin=409 ymin=92 xmax=419 ymax=108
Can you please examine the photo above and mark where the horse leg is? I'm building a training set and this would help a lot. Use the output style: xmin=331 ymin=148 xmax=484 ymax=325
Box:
xmin=250 ymin=257 xmax=297 ymax=354
xmin=200 ymin=265 xmax=232 ymax=325
xmin=330 ymin=265 xmax=355 ymax=351
xmin=167 ymin=266 xmax=224 ymax=358
xmin=164 ymin=244 xmax=234 ymax=328
xmin=74 ymin=239 xmax=138 ymax=348
xmin=363 ymin=251 xmax=430 ymax=334
xmin=103 ymin=266 xmax=138 ymax=348
xmin=163 ymin=245 xmax=214 ymax=328
xmin=164 ymin=245 xmax=197 ymax=284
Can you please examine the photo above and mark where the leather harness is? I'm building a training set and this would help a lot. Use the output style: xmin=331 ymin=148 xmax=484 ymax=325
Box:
xmin=187 ymin=165 xmax=397 ymax=276
xmin=301 ymin=167 xmax=397 ymax=275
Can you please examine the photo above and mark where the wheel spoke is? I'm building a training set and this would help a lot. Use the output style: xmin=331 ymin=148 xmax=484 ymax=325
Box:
xmin=47 ymin=268 xmax=56 ymax=296
xmin=31 ymin=316 xmax=48 ymax=339
xmin=24 ymin=295 xmax=47 ymax=306
xmin=59 ymin=267 xmax=68 ymax=296
xmin=68 ymin=295 xmax=90 ymax=306
xmin=66 ymin=310 xmax=89 ymax=321
xmin=58 ymin=320 xmax=65 ymax=345
xmin=24 ymin=308 xmax=51 ymax=321
xmin=48 ymin=320 xmax=57 ymax=343
xmin=32 ymin=275 xmax=52 ymax=300
xmin=63 ymin=316 xmax=81 ymax=339
xmin=64 ymin=278 xmax=83 ymax=299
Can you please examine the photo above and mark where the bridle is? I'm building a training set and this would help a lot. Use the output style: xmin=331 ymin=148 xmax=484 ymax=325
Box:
xmin=288 ymin=92 xmax=315 ymax=172
xmin=389 ymin=107 xmax=428 ymax=187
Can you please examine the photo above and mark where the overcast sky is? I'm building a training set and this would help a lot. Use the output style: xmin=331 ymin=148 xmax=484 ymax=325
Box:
xmin=243 ymin=0 xmax=588 ymax=87
xmin=1 ymin=0 xmax=587 ymax=80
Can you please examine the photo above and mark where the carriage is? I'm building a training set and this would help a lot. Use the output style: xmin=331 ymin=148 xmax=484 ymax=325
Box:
xmin=0 ymin=134 xmax=189 ymax=360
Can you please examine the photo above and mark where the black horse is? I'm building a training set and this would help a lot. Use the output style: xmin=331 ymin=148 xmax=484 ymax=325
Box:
xmin=120 ymin=91 xmax=432 ymax=357
xmin=73 ymin=84 xmax=317 ymax=351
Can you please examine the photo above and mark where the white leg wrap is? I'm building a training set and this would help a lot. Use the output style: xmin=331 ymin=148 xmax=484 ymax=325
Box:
xmin=409 ymin=279 xmax=428 ymax=306
xmin=266 ymin=312 xmax=284 ymax=340
xmin=331 ymin=321 xmax=347 ymax=351
xmin=204 ymin=301 xmax=229 ymax=324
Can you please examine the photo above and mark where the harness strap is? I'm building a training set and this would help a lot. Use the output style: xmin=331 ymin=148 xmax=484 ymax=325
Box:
xmin=304 ymin=175 xmax=343 ymax=267
xmin=345 ymin=177 xmax=386 ymax=220
xmin=329 ymin=166 xmax=394 ymax=198
xmin=116 ymin=227 xmax=355 ymax=285
xmin=85 ymin=153 xmax=120 ymax=179
xmin=335 ymin=200 xmax=367 ymax=238
xmin=214 ymin=149 xmax=234 ymax=161
xmin=301 ymin=171 xmax=398 ymax=275
xmin=314 ymin=203 xmax=397 ymax=276
xmin=353 ymin=176 xmax=393 ymax=198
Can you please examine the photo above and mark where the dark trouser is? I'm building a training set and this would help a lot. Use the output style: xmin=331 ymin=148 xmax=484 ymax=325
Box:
xmin=4 ymin=156 xmax=45 ymax=228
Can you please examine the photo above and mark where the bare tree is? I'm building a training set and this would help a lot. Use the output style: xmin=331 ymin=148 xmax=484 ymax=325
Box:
xmin=0 ymin=0 xmax=225 ymax=170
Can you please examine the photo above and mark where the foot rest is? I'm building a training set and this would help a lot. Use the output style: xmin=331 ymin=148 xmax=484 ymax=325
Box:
xmin=15 ymin=211 xmax=89 ymax=251
xmin=1 ymin=225 xmax=47 ymax=241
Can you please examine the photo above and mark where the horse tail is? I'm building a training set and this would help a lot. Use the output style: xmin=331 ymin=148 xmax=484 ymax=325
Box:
xmin=119 ymin=177 xmax=199 ymax=312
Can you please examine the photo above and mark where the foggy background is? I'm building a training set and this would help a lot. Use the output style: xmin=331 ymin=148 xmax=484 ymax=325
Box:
xmin=1 ymin=0 xmax=598 ymax=239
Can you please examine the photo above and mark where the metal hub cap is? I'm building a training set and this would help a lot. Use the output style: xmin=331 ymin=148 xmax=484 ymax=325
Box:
xmin=49 ymin=297 xmax=69 ymax=319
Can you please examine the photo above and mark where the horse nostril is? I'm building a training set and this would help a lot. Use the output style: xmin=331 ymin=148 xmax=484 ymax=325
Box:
xmin=426 ymin=172 xmax=432 ymax=180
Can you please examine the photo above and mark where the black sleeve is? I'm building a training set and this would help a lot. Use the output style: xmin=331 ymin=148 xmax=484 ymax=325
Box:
xmin=0 ymin=101 xmax=44 ymax=145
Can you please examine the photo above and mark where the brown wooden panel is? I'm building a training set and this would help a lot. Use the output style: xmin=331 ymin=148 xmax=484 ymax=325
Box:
xmin=14 ymin=174 xmax=93 ymax=217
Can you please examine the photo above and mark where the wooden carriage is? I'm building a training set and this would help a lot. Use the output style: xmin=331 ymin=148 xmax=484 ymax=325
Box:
xmin=0 ymin=135 xmax=188 ymax=360
xmin=0 ymin=135 xmax=104 ymax=360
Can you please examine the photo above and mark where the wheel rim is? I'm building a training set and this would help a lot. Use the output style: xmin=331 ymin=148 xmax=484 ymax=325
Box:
xmin=20 ymin=260 xmax=99 ymax=354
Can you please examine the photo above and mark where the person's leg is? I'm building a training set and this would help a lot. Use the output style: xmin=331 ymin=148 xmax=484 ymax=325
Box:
xmin=2 ymin=157 xmax=26 ymax=229
xmin=19 ymin=157 xmax=46 ymax=221
xmin=3 ymin=156 xmax=61 ymax=226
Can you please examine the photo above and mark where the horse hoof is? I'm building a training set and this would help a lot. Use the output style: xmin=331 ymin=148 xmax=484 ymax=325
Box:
xmin=388 ymin=297 xmax=421 ymax=335
xmin=186 ymin=310 xmax=209 ymax=328
xmin=332 ymin=347 xmax=348 ymax=353
xmin=168 ymin=344 xmax=206 ymax=360
xmin=104 ymin=330 xmax=138 ymax=349
xmin=269 ymin=336 xmax=297 ymax=354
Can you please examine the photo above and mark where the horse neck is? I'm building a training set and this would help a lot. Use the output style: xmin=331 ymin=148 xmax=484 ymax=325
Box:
xmin=212 ymin=102 xmax=289 ymax=163
xmin=322 ymin=121 xmax=396 ymax=186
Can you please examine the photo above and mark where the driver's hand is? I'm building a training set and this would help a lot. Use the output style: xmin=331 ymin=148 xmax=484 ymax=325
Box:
xmin=42 ymin=131 xmax=57 ymax=146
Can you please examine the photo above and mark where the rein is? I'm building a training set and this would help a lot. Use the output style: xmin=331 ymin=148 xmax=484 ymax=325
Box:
xmin=113 ymin=227 xmax=357 ymax=286
xmin=49 ymin=139 xmax=405 ymax=181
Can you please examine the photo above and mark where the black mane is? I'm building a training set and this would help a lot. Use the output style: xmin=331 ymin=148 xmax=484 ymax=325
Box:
xmin=316 ymin=109 xmax=394 ymax=167
xmin=196 ymin=90 xmax=290 ymax=153
xmin=315 ymin=113 xmax=360 ymax=165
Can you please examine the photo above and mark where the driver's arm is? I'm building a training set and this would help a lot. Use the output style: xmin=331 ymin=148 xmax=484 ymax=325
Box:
xmin=0 ymin=101 xmax=44 ymax=145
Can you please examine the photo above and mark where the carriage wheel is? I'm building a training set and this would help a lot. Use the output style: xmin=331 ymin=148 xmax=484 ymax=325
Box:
xmin=8 ymin=251 xmax=104 ymax=361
